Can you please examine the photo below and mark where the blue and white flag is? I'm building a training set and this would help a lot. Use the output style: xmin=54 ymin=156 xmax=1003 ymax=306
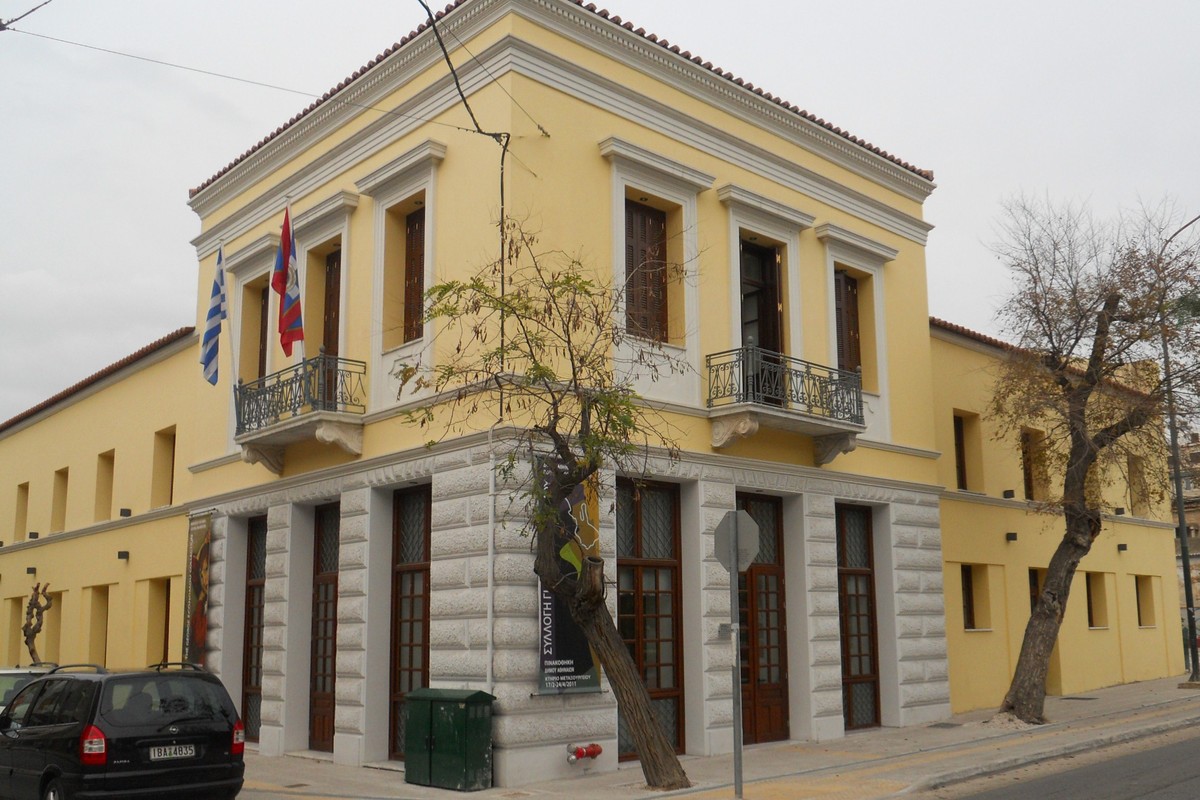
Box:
xmin=200 ymin=247 xmax=228 ymax=385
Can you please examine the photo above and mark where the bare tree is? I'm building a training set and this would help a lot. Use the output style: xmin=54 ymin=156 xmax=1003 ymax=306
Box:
xmin=22 ymin=583 xmax=53 ymax=664
xmin=401 ymin=218 xmax=691 ymax=789
xmin=990 ymin=197 xmax=1200 ymax=723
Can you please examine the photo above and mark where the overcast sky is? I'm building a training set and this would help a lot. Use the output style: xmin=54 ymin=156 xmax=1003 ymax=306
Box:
xmin=2 ymin=0 xmax=1198 ymax=423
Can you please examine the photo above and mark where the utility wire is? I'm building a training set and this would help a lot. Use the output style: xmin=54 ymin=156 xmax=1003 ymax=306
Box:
xmin=441 ymin=22 xmax=550 ymax=138
xmin=5 ymin=26 xmax=481 ymax=137
xmin=0 ymin=0 xmax=54 ymax=31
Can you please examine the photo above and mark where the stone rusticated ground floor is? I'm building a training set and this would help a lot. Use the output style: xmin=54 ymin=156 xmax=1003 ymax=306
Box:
xmin=204 ymin=439 xmax=949 ymax=788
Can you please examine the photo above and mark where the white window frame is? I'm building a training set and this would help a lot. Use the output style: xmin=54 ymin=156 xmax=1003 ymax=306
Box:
xmin=600 ymin=137 xmax=712 ymax=408
xmin=355 ymin=140 xmax=445 ymax=411
xmin=717 ymin=185 xmax=814 ymax=356
xmin=816 ymin=223 xmax=897 ymax=442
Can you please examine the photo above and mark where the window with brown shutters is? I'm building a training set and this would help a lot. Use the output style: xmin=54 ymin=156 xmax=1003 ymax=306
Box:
xmin=834 ymin=270 xmax=861 ymax=373
xmin=625 ymin=200 xmax=668 ymax=341
xmin=404 ymin=208 xmax=425 ymax=344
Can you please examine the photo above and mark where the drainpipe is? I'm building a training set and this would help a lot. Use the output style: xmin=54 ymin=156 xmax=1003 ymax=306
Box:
xmin=487 ymin=422 xmax=500 ymax=694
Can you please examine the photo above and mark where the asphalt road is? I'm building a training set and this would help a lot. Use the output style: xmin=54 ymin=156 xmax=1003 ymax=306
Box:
xmin=925 ymin=726 xmax=1200 ymax=800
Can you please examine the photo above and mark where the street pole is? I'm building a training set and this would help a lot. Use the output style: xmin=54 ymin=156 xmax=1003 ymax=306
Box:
xmin=1162 ymin=326 xmax=1200 ymax=682
xmin=729 ymin=512 xmax=744 ymax=800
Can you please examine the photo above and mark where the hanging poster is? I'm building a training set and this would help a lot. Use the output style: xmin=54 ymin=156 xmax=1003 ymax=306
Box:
xmin=183 ymin=513 xmax=212 ymax=666
xmin=537 ymin=473 xmax=602 ymax=694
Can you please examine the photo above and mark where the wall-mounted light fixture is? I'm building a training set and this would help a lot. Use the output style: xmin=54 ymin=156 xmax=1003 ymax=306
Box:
xmin=119 ymin=508 xmax=132 ymax=518
xmin=117 ymin=550 xmax=129 ymax=561
xmin=27 ymin=532 xmax=39 ymax=540
xmin=1005 ymin=532 xmax=1018 ymax=542
xmin=1002 ymin=490 xmax=1015 ymax=499
xmin=1114 ymin=507 xmax=1126 ymax=516
xmin=25 ymin=567 xmax=36 ymax=575
xmin=1117 ymin=543 xmax=1128 ymax=552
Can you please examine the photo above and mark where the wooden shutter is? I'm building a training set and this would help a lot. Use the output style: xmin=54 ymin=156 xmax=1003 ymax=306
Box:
xmin=404 ymin=208 xmax=426 ymax=344
xmin=625 ymin=200 xmax=668 ymax=341
xmin=834 ymin=271 xmax=861 ymax=372
xmin=257 ymin=286 xmax=269 ymax=378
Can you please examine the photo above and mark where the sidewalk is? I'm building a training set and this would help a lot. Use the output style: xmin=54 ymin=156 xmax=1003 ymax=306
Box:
xmin=241 ymin=675 xmax=1200 ymax=799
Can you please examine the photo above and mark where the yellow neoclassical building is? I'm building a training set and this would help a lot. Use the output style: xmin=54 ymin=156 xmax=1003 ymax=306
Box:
xmin=0 ymin=0 xmax=1182 ymax=786
xmin=931 ymin=319 xmax=1183 ymax=713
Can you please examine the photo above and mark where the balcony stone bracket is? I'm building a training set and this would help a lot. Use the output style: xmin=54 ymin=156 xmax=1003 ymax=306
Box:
xmin=711 ymin=409 xmax=859 ymax=465
xmin=814 ymin=433 xmax=858 ymax=466
xmin=314 ymin=420 xmax=364 ymax=456
xmin=241 ymin=444 xmax=285 ymax=475
xmin=711 ymin=411 xmax=760 ymax=449
xmin=238 ymin=420 xmax=363 ymax=476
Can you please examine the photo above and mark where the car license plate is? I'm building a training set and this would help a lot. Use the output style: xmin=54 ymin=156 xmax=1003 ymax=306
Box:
xmin=149 ymin=744 xmax=195 ymax=761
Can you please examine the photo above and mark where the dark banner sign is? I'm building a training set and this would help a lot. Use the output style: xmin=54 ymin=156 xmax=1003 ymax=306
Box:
xmin=183 ymin=513 xmax=212 ymax=666
xmin=537 ymin=476 xmax=601 ymax=694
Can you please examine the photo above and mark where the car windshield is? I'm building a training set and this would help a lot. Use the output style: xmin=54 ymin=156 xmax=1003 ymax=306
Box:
xmin=98 ymin=675 xmax=234 ymax=727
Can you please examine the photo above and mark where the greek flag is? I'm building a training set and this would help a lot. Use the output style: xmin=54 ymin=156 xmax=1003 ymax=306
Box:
xmin=200 ymin=247 xmax=228 ymax=385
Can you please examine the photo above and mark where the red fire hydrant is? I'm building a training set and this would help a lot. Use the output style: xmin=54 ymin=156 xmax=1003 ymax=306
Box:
xmin=566 ymin=743 xmax=603 ymax=763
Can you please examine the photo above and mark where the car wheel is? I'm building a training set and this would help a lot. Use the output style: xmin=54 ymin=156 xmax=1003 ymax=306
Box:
xmin=42 ymin=779 xmax=67 ymax=800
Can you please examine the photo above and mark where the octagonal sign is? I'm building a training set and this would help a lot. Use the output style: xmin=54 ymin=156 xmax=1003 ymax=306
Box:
xmin=714 ymin=509 xmax=760 ymax=573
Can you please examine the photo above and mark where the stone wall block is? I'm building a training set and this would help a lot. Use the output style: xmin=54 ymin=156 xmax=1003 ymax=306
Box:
xmin=431 ymin=586 xmax=486 ymax=617
xmin=432 ymin=498 xmax=470 ymax=531
xmin=431 ymin=649 xmax=487 ymax=678
xmin=338 ymin=595 xmax=367 ymax=625
xmin=492 ymin=710 xmax=613 ymax=746
xmin=494 ymin=585 xmax=538 ymax=615
xmin=339 ymin=487 xmax=371 ymax=517
xmin=430 ymin=619 xmax=470 ymax=649
xmin=699 ymin=481 xmax=734 ymax=509
xmin=338 ymin=566 xmax=367 ymax=597
xmin=434 ymin=463 xmax=492 ymax=500
xmin=339 ymin=514 xmax=369 ymax=544
xmin=493 ymin=617 xmax=538 ymax=647
xmin=430 ymin=559 xmax=469 ymax=590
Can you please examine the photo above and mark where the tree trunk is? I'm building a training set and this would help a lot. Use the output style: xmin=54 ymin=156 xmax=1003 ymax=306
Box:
xmin=533 ymin=469 xmax=689 ymax=790
xmin=1000 ymin=506 xmax=1098 ymax=722
xmin=571 ymin=557 xmax=690 ymax=790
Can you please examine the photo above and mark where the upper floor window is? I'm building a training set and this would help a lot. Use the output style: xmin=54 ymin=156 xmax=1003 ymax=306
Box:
xmin=1020 ymin=428 xmax=1049 ymax=501
xmin=381 ymin=195 xmax=427 ymax=350
xmin=625 ymin=199 xmax=669 ymax=342
xmin=834 ymin=270 xmax=861 ymax=373
xmin=953 ymin=411 xmax=982 ymax=491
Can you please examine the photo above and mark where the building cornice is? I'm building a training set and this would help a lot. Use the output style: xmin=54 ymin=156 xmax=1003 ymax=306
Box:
xmin=190 ymin=1 xmax=932 ymax=255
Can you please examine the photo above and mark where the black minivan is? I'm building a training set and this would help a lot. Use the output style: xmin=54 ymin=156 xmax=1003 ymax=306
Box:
xmin=0 ymin=663 xmax=244 ymax=799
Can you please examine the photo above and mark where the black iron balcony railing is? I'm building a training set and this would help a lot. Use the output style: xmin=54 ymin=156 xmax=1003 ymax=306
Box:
xmin=235 ymin=354 xmax=367 ymax=435
xmin=706 ymin=346 xmax=864 ymax=425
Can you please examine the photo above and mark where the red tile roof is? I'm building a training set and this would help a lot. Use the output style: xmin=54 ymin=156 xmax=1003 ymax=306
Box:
xmin=0 ymin=327 xmax=196 ymax=434
xmin=929 ymin=317 xmax=1013 ymax=351
xmin=189 ymin=0 xmax=933 ymax=199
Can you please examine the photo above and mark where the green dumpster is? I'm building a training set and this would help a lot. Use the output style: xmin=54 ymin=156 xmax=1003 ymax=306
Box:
xmin=404 ymin=688 xmax=496 ymax=791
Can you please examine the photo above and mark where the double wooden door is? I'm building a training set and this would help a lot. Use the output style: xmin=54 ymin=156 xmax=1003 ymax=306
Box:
xmin=736 ymin=494 xmax=789 ymax=744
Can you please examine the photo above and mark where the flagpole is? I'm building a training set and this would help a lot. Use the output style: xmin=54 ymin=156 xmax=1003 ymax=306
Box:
xmin=291 ymin=200 xmax=306 ymax=365
xmin=222 ymin=241 xmax=240 ymax=386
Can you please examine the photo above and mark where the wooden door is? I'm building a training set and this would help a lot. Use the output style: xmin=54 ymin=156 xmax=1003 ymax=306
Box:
xmin=737 ymin=494 xmax=789 ymax=743
xmin=740 ymin=241 xmax=783 ymax=404
xmin=321 ymin=251 xmax=341 ymax=408
xmin=390 ymin=486 xmax=431 ymax=760
xmin=241 ymin=516 xmax=267 ymax=741
xmin=309 ymin=503 xmax=340 ymax=752
xmin=837 ymin=504 xmax=880 ymax=730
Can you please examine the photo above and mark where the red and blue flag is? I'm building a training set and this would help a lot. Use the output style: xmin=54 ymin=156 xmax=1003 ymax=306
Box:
xmin=271 ymin=208 xmax=304 ymax=357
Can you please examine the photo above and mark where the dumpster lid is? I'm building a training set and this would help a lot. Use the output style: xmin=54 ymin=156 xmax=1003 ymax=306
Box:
xmin=407 ymin=687 xmax=496 ymax=703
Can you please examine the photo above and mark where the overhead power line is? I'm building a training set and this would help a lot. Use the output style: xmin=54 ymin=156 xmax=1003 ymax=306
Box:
xmin=4 ymin=26 xmax=480 ymax=136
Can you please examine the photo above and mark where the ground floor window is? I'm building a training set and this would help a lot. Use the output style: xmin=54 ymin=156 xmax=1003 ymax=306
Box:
xmin=616 ymin=479 xmax=683 ymax=759
xmin=390 ymin=486 xmax=431 ymax=760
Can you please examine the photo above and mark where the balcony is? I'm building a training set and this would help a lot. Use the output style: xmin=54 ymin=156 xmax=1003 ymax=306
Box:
xmin=234 ymin=354 xmax=367 ymax=474
xmin=706 ymin=346 xmax=866 ymax=464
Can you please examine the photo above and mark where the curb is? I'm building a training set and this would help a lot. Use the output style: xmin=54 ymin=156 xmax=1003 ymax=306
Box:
xmin=904 ymin=710 xmax=1200 ymax=794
